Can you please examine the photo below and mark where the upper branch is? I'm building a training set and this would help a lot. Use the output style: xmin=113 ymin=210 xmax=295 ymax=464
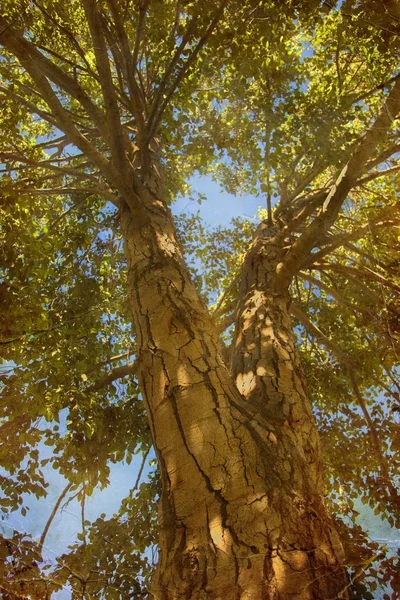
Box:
xmin=275 ymin=78 xmax=400 ymax=290
xmin=0 ymin=16 xmax=108 ymax=139
xmin=105 ymin=0 xmax=147 ymax=141
xmin=146 ymin=1 xmax=227 ymax=142
xmin=82 ymin=0 xmax=129 ymax=174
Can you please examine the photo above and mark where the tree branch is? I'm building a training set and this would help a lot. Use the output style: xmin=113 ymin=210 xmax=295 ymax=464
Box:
xmin=276 ymin=78 xmax=400 ymax=289
xmin=299 ymin=272 xmax=372 ymax=317
xmin=291 ymin=303 xmax=400 ymax=512
xmin=105 ymin=0 xmax=146 ymax=141
xmin=146 ymin=1 xmax=227 ymax=141
xmin=38 ymin=482 xmax=73 ymax=555
xmin=84 ymin=361 xmax=137 ymax=392
xmin=82 ymin=0 xmax=129 ymax=175
xmin=303 ymin=204 xmax=399 ymax=265
xmin=0 ymin=16 xmax=108 ymax=138
xmin=314 ymin=262 xmax=400 ymax=295
xmin=0 ymin=38 xmax=138 ymax=207
xmin=146 ymin=18 xmax=197 ymax=138
xmin=365 ymin=141 xmax=400 ymax=171
xmin=356 ymin=163 xmax=400 ymax=186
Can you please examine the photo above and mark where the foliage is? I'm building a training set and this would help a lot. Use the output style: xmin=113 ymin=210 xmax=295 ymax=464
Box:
xmin=0 ymin=0 xmax=399 ymax=597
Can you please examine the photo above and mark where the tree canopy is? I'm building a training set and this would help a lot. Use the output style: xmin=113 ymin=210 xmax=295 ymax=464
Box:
xmin=0 ymin=1 xmax=399 ymax=598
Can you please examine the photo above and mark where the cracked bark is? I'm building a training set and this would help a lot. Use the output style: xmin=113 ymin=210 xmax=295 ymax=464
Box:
xmin=119 ymin=170 xmax=349 ymax=599
xmin=230 ymin=223 xmax=349 ymax=598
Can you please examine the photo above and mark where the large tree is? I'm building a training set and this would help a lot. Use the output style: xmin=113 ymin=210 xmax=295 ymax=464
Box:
xmin=0 ymin=1 xmax=399 ymax=598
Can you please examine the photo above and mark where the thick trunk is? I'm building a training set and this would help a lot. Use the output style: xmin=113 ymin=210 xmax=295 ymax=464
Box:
xmin=120 ymin=184 xmax=349 ymax=599
xmin=230 ymin=223 xmax=349 ymax=597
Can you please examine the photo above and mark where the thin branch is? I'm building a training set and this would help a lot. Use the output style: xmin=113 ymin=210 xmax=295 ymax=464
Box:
xmin=348 ymin=370 xmax=400 ymax=512
xmin=38 ymin=482 xmax=73 ymax=555
xmin=146 ymin=1 xmax=227 ymax=141
xmin=81 ymin=486 xmax=87 ymax=546
xmin=351 ymin=72 xmax=400 ymax=105
xmin=132 ymin=447 xmax=151 ymax=495
xmin=356 ymin=163 xmax=400 ymax=186
xmin=0 ymin=34 xmax=137 ymax=207
xmin=132 ymin=0 xmax=151 ymax=67
xmin=146 ymin=18 xmax=197 ymax=137
xmin=86 ymin=350 xmax=136 ymax=374
xmin=84 ymin=361 xmax=137 ymax=392
xmin=303 ymin=204 xmax=399 ymax=265
xmin=291 ymin=303 xmax=400 ymax=513
xmin=0 ymin=84 xmax=58 ymax=128
xmin=31 ymin=0 xmax=97 ymax=75
xmin=299 ymin=272 xmax=372 ymax=317
xmin=291 ymin=304 xmax=348 ymax=362
xmin=314 ymin=262 xmax=400 ymax=295
xmin=5 ymin=186 xmax=119 ymax=206
xmin=105 ymin=0 xmax=146 ymax=139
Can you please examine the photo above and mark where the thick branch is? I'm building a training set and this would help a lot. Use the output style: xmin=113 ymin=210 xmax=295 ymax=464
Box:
xmin=82 ymin=0 xmax=128 ymax=174
xmin=105 ymin=0 xmax=146 ymax=140
xmin=0 ymin=17 xmax=108 ymax=138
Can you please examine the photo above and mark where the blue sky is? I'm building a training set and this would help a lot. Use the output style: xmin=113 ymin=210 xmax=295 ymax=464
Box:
xmin=172 ymin=174 xmax=264 ymax=225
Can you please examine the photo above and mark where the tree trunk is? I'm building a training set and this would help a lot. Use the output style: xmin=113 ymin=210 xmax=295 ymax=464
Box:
xmin=119 ymin=179 xmax=349 ymax=599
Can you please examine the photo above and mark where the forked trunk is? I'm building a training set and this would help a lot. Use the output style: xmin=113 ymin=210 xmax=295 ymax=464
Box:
xmin=120 ymin=181 xmax=349 ymax=599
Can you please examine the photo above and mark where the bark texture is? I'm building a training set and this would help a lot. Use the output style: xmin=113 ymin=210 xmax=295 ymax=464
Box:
xmin=120 ymin=173 xmax=349 ymax=599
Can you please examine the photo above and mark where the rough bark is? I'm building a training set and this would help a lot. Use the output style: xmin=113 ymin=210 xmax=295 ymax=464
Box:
xmin=119 ymin=171 xmax=349 ymax=599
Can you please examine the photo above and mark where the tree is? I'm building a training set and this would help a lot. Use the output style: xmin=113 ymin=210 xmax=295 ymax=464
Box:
xmin=0 ymin=1 xmax=399 ymax=598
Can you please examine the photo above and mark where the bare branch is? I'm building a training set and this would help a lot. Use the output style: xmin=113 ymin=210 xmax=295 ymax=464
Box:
xmin=84 ymin=361 xmax=137 ymax=392
xmin=38 ymin=482 xmax=73 ymax=555
xmin=356 ymin=163 xmax=400 ymax=186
